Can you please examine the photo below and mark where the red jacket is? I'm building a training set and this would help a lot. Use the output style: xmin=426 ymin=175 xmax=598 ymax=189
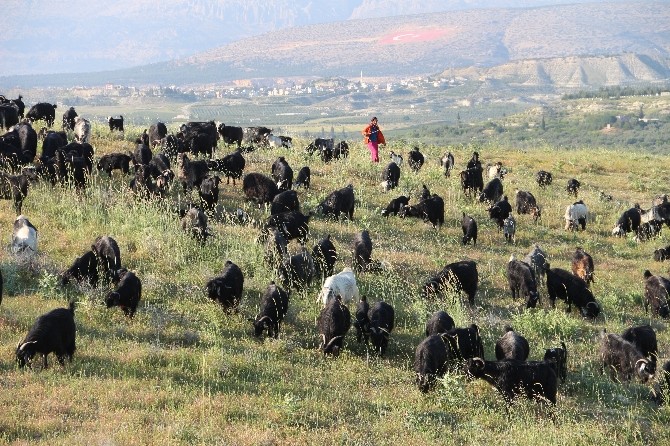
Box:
xmin=362 ymin=123 xmax=385 ymax=145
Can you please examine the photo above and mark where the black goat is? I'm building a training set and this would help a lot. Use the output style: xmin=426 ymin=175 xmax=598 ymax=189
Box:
xmin=206 ymin=261 xmax=244 ymax=311
xmin=250 ymin=281 xmax=290 ymax=339
xmin=92 ymin=236 xmax=121 ymax=284
xmin=398 ymin=194 xmax=445 ymax=229
xmin=16 ymin=302 xmax=76 ymax=369
xmin=270 ymin=190 xmax=300 ymax=215
xmin=422 ymin=261 xmax=478 ymax=305
xmin=467 ymin=358 xmax=558 ymax=404
xmin=317 ymin=184 xmax=355 ymax=220
xmin=545 ymin=265 xmax=600 ymax=319
xmin=317 ymin=295 xmax=351 ymax=356
xmin=59 ymin=250 xmax=99 ymax=288
xmin=294 ymin=166 xmax=311 ymax=189
xmin=271 ymin=156 xmax=293 ymax=191
xmin=424 ymin=310 xmax=455 ymax=337
xmin=495 ymin=326 xmax=530 ymax=361
xmin=643 ymin=270 xmax=670 ymax=318
xmin=507 ymin=256 xmax=539 ymax=308
xmin=106 ymin=269 xmax=142 ymax=318
xmin=544 ymin=342 xmax=568 ymax=382
xmin=600 ymin=332 xmax=655 ymax=383
xmin=381 ymin=195 xmax=409 ymax=217
xmin=461 ymin=213 xmax=477 ymax=245
xmin=243 ymin=172 xmax=278 ymax=207
xmin=312 ymin=235 xmax=337 ymax=279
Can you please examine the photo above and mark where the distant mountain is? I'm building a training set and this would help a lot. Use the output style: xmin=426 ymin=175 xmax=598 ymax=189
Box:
xmin=1 ymin=1 xmax=667 ymax=92
xmin=2 ymin=0 xmax=626 ymax=76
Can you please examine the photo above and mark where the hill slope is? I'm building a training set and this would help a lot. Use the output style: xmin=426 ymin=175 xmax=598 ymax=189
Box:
xmin=1 ymin=0 xmax=624 ymax=76
xmin=0 ymin=1 xmax=667 ymax=89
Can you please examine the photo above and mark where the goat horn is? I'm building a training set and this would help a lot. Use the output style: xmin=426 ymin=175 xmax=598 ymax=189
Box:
xmin=325 ymin=336 xmax=344 ymax=350
xmin=18 ymin=341 xmax=37 ymax=351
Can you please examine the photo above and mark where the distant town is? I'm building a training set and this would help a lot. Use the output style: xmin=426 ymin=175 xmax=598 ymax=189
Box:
xmin=58 ymin=74 xmax=468 ymax=106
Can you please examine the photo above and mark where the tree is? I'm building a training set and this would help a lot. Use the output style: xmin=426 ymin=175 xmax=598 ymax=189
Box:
xmin=541 ymin=115 xmax=546 ymax=131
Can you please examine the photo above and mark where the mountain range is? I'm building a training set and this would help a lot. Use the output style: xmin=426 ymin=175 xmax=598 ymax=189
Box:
xmin=1 ymin=0 xmax=667 ymax=91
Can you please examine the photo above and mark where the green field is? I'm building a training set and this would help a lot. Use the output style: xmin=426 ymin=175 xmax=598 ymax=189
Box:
xmin=1 ymin=119 xmax=670 ymax=445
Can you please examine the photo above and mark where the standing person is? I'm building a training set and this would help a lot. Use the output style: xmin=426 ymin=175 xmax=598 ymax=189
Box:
xmin=362 ymin=116 xmax=385 ymax=163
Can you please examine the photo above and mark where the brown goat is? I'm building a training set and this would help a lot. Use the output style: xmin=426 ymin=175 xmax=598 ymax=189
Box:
xmin=571 ymin=247 xmax=594 ymax=288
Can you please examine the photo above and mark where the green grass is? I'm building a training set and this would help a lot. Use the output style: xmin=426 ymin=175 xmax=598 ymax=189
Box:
xmin=1 ymin=123 xmax=670 ymax=444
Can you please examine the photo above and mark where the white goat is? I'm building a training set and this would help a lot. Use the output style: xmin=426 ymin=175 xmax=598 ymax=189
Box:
xmin=317 ymin=267 xmax=360 ymax=306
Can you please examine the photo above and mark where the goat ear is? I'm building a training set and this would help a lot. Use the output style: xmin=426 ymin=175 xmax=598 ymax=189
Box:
xmin=473 ymin=357 xmax=485 ymax=371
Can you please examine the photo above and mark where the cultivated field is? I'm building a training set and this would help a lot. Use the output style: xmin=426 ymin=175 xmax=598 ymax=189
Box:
xmin=1 ymin=122 xmax=670 ymax=445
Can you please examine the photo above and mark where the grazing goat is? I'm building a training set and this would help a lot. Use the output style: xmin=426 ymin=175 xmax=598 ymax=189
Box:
xmin=422 ymin=261 xmax=478 ymax=304
xmin=106 ymin=269 xmax=142 ymax=318
xmin=351 ymin=230 xmax=374 ymax=273
xmin=495 ymin=326 xmax=530 ymax=361
xmin=317 ymin=184 xmax=355 ymax=220
xmin=600 ymin=332 xmax=655 ymax=383
xmin=653 ymin=245 xmax=670 ymax=262
xmin=278 ymin=248 xmax=316 ymax=290
xmin=317 ymin=267 xmax=360 ymax=306
xmin=11 ymin=215 xmax=38 ymax=255
xmin=317 ymin=295 xmax=351 ymax=356
xmin=544 ymin=342 xmax=568 ymax=382
xmin=250 ymin=281 xmax=290 ymax=339
xmin=398 ymin=194 xmax=445 ymax=229
xmin=59 ymin=250 xmax=98 ymax=288
xmin=293 ymin=166 xmax=310 ymax=189
xmin=16 ymin=302 xmax=76 ymax=368
xmin=382 ymin=195 xmax=409 ymax=217
xmin=206 ymin=260 xmax=244 ymax=311
xmin=564 ymin=200 xmax=587 ymax=231
xmin=536 ymin=170 xmax=553 ymax=187
xmin=507 ymin=255 xmax=539 ymax=308
xmin=515 ymin=189 xmax=541 ymax=221
xmin=571 ymin=247 xmax=594 ymax=287
xmin=524 ymin=244 xmax=548 ymax=285
xmin=243 ymin=172 xmax=278 ymax=207
xmin=643 ymin=270 xmax=670 ymax=318
xmin=270 ymin=190 xmax=300 ymax=215
xmin=207 ymin=149 xmax=245 ymax=185
xmin=312 ymin=235 xmax=337 ymax=279
xmin=265 ymin=211 xmax=311 ymax=245
xmin=181 ymin=207 xmax=210 ymax=243
xmin=612 ymin=205 xmax=642 ymax=236
xmin=461 ymin=213 xmax=477 ymax=245
xmin=353 ymin=297 xmax=395 ymax=356
xmin=177 ymin=153 xmax=209 ymax=191
xmin=621 ymin=325 xmax=658 ymax=363
xmin=566 ymin=178 xmax=581 ymax=196
xmin=424 ymin=310 xmax=455 ymax=336
xmin=92 ymin=236 xmax=121 ymax=284
xmin=467 ymin=358 xmax=557 ymax=404
xmin=546 ymin=265 xmax=600 ymax=318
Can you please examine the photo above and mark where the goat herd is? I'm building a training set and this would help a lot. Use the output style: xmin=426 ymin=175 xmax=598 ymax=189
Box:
xmin=2 ymin=97 xmax=670 ymax=410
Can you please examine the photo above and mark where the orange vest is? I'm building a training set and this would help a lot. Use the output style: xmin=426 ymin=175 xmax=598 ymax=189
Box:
xmin=362 ymin=123 xmax=385 ymax=145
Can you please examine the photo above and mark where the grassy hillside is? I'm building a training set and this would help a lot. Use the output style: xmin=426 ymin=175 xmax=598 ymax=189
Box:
xmin=1 ymin=123 xmax=670 ymax=444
